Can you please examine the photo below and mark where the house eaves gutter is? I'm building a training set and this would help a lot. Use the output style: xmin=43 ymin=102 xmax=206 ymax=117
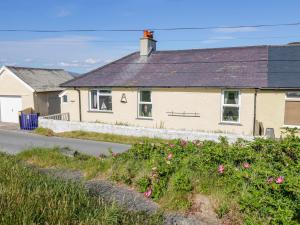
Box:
xmin=61 ymin=85 xmax=261 ymax=89
xmin=62 ymin=85 xmax=300 ymax=90
xmin=258 ymin=87 xmax=300 ymax=90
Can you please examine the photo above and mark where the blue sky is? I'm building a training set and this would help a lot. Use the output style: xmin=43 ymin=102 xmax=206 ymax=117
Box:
xmin=1 ymin=0 xmax=300 ymax=73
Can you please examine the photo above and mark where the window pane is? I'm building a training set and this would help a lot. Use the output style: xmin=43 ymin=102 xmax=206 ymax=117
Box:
xmin=223 ymin=106 xmax=239 ymax=122
xmin=140 ymin=91 xmax=151 ymax=102
xmin=224 ymin=91 xmax=239 ymax=104
xmin=99 ymin=90 xmax=111 ymax=94
xmin=284 ymin=101 xmax=300 ymax=125
xmin=286 ymin=92 xmax=300 ymax=98
xmin=63 ymin=95 xmax=68 ymax=103
xmin=139 ymin=104 xmax=152 ymax=117
xmin=99 ymin=95 xmax=112 ymax=111
xmin=91 ymin=90 xmax=98 ymax=109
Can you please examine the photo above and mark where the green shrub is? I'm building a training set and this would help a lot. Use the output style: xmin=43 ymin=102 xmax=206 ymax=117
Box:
xmin=18 ymin=129 xmax=300 ymax=224
xmin=172 ymin=171 xmax=192 ymax=193
xmin=136 ymin=176 xmax=151 ymax=193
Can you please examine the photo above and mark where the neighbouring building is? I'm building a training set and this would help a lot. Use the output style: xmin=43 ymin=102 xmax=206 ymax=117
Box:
xmin=0 ymin=66 xmax=74 ymax=123
xmin=60 ymin=31 xmax=300 ymax=138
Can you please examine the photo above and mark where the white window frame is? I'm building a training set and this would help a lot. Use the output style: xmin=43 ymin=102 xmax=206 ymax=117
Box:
xmin=284 ymin=91 xmax=300 ymax=128
xmin=285 ymin=92 xmax=300 ymax=102
xmin=138 ymin=90 xmax=152 ymax=119
xmin=89 ymin=89 xmax=112 ymax=112
xmin=221 ymin=89 xmax=241 ymax=124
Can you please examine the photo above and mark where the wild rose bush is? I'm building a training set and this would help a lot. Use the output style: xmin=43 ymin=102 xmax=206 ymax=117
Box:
xmin=111 ymin=131 xmax=300 ymax=224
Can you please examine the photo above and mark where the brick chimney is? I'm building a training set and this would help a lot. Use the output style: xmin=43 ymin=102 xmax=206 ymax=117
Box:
xmin=140 ymin=30 xmax=157 ymax=56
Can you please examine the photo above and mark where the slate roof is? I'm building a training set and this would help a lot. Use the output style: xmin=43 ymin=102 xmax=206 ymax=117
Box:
xmin=61 ymin=45 xmax=300 ymax=89
xmin=6 ymin=66 xmax=74 ymax=92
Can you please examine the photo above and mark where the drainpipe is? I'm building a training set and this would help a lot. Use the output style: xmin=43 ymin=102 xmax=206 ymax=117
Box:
xmin=252 ymin=89 xmax=258 ymax=136
xmin=74 ymin=88 xmax=82 ymax=122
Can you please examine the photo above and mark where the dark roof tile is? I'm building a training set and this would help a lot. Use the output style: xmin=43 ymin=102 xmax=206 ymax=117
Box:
xmin=61 ymin=45 xmax=300 ymax=88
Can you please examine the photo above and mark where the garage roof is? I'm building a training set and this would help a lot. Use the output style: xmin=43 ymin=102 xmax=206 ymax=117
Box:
xmin=5 ymin=66 xmax=74 ymax=92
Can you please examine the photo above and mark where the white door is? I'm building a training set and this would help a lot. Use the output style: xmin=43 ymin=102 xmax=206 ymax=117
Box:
xmin=0 ymin=96 xmax=22 ymax=123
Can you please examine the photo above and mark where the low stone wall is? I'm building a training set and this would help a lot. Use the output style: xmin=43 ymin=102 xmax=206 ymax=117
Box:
xmin=39 ymin=118 xmax=253 ymax=143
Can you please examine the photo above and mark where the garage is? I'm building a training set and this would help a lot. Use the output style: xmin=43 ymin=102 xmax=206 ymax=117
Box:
xmin=0 ymin=96 xmax=22 ymax=123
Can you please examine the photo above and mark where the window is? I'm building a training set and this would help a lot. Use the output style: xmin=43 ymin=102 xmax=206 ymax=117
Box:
xmin=284 ymin=92 xmax=300 ymax=126
xmin=221 ymin=90 xmax=240 ymax=123
xmin=138 ymin=90 xmax=152 ymax=118
xmin=62 ymin=95 xmax=68 ymax=103
xmin=89 ymin=89 xmax=112 ymax=111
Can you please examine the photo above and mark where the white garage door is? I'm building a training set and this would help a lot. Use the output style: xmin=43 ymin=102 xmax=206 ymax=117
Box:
xmin=0 ymin=96 xmax=22 ymax=123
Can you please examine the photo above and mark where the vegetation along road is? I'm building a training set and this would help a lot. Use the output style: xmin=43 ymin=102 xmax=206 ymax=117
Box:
xmin=0 ymin=129 xmax=130 ymax=156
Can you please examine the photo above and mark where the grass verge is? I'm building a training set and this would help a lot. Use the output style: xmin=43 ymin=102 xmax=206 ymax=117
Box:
xmin=22 ymin=128 xmax=300 ymax=225
xmin=0 ymin=152 xmax=163 ymax=225
xmin=34 ymin=127 xmax=167 ymax=145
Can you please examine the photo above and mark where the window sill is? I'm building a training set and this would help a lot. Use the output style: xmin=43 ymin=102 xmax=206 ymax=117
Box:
xmin=219 ymin=122 xmax=242 ymax=126
xmin=87 ymin=110 xmax=113 ymax=114
xmin=136 ymin=117 xmax=153 ymax=121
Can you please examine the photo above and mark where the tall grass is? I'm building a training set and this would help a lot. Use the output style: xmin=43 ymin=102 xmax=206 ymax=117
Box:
xmin=0 ymin=153 xmax=163 ymax=225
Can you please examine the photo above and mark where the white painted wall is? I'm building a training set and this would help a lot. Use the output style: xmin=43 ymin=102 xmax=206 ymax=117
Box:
xmin=39 ymin=118 xmax=253 ymax=143
xmin=61 ymin=88 xmax=255 ymax=136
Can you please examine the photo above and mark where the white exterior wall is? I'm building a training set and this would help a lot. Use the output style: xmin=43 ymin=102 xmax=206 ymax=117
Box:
xmin=61 ymin=88 xmax=255 ymax=136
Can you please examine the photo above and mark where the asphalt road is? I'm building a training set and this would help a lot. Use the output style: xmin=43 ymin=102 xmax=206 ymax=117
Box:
xmin=0 ymin=129 xmax=130 ymax=156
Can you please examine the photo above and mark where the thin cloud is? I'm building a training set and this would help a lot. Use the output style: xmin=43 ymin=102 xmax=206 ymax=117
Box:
xmin=59 ymin=58 xmax=106 ymax=68
xmin=0 ymin=35 xmax=137 ymax=72
xmin=56 ymin=8 xmax=71 ymax=18
xmin=85 ymin=58 xmax=99 ymax=64
xmin=201 ymin=36 xmax=235 ymax=44
xmin=24 ymin=58 xmax=33 ymax=62
xmin=213 ymin=27 xmax=258 ymax=33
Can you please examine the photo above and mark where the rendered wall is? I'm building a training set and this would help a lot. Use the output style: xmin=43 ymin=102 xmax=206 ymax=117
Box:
xmin=0 ymin=68 xmax=34 ymax=110
xmin=61 ymin=88 xmax=256 ymax=136
xmin=256 ymin=90 xmax=290 ymax=138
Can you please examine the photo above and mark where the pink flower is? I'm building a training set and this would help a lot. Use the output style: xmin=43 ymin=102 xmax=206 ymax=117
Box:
xmin=143 ymin=188 xmax=152 ymax=198
xmin=169 ymin=143 xmax=175 ymax=148
xmin=112 ymin=152 xmax=119 ymax=157
xmin=267 ymin=177 xmax=274 ymax=184
xmin=167 ymin=153 xmax=173 ymax=160
xmin=243 ymin=162 xmax=250 ymax=169
xmin=180 ymin=140 xmax=187 ymax=147
xmin=218 ymin=165 xmax=225 ymax=174
xmin=276 ymin=176 xmax=284 ymax=184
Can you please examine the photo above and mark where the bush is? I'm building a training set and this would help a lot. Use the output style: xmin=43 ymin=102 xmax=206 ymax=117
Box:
xmin=19 ymin=130 xmax=300 ymax=224
xmin=172 ymin=171 xmax=192 ymax=193
xmin=118 ymin=134 xmax=300 ymax=224
xmin=136 ymin=176 xmax=151 ymax=192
